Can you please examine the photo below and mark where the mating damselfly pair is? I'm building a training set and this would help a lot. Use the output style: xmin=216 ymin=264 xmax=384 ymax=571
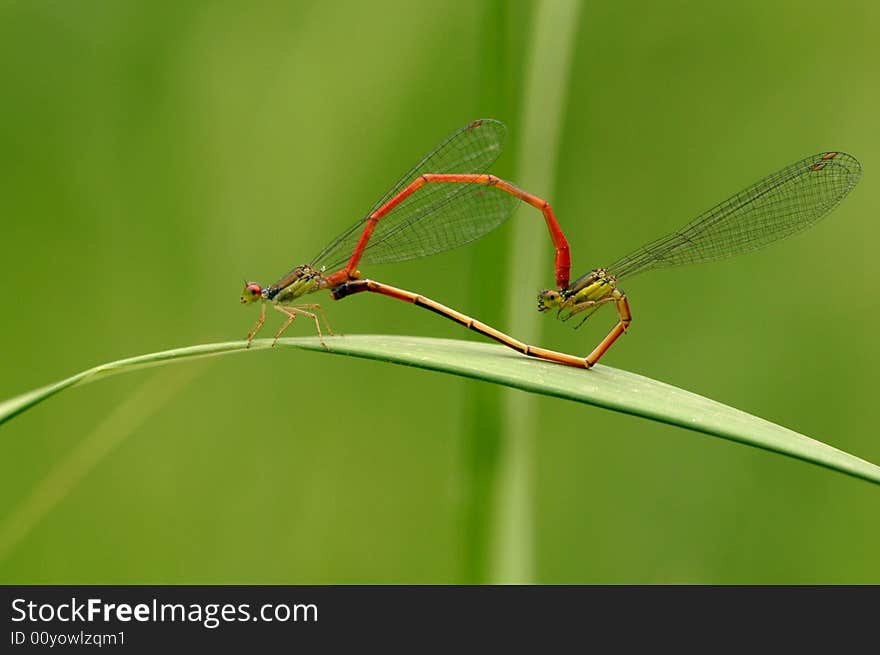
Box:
xmin=241 ymin=119 xmax=861 ymax=369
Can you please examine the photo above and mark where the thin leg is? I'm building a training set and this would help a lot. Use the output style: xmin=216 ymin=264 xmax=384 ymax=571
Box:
xmin=288 ymin=303 xmax=334 ymax=336
xmin=584 ymin=295 xmax=632 ymax=367
xmin=332 ymin=279 xmax=591 ymax=369
xmin=272 ymin=304 xmax=329 ymax=349
xmin=560 ymin=297 xmax=617 ymax=328
xmin=246 ymin=302 xmax=268 ymax=347
xmin=321 ymin=174 xmax=571 ymax=290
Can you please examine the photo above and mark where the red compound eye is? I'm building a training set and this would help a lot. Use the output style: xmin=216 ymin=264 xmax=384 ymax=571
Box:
xmin=245 ymin=283 xmax=262 ymax=296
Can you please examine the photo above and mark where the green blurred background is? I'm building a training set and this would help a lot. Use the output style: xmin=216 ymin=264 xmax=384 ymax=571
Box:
xmin=1 ymin=0 xmax=878 ymax=583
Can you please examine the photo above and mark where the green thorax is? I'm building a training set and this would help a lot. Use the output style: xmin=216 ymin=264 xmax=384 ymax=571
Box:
xmin=268 ymin=265 xmax=323 ymax=304
xmin=563 ymin=267 xmax=619 ymax=304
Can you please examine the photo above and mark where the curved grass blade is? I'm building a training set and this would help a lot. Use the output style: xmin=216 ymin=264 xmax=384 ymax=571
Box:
xmin=0 ymin=365 xmax=204 ymax=562
xmin=0 ymin=335 xmax=877 ymax=487
xmin=0 ymin=342 xmax=263 ymax=426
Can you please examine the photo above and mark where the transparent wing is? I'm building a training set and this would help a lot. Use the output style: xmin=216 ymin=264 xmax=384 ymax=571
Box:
xmin=310 ymin=118 xmax=517 ymax=270
xmin=350 ymin=181 xmax=520 ymax=265
xmin=608 ymin=152 xmax=862 ymax=280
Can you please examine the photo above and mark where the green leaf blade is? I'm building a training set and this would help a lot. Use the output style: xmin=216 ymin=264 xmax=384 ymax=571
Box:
xmin=291 ymin=335 xmax=880 ymax=486
xmin=1 ymin=335 xmax=877 ymax=487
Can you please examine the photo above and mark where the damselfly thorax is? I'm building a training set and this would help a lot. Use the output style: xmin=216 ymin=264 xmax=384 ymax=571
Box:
xmin=539 ymin=268 xmax=626 ymax=327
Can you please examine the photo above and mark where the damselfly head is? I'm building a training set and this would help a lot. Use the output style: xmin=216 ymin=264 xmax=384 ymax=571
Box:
xmin=537 ymin=289 xmax=561 ymax=312
xmin=241 ymin=282 xmax=264 ymax=305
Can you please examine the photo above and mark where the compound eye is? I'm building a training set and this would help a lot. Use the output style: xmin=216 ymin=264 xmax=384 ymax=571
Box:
xmin=245 ymin=283 xmax=262 ymax=296
xmin=537 ymin=289 xmax=561 ymax=312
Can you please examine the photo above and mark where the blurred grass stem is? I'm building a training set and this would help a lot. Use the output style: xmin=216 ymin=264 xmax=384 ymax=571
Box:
xmin=493 ymin=0 xmax=583 ymax=584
